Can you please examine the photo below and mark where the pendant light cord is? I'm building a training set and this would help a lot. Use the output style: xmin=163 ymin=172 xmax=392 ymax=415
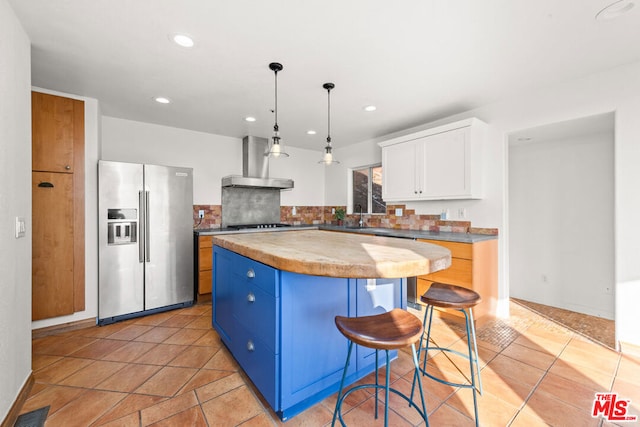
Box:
xmin=326 ymin=86 xmax=331 ymax=143
xmin=274 ymin=69 xmax=279 ymax=130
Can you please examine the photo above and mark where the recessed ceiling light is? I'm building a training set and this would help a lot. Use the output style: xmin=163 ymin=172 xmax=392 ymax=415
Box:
xmin=596 ymin=0 xmax=635 ymax=20
xmin=154 ymin=97 xmax=171 ymax=104
xmin=306 ymin=130 xmax=317 ymax=135
xmin=171 ymin=33 xmax=195 ymax=48
xmin=364 ymin=105 xmax=377 ymax=112
xmin=245 ymin=116 xmax=257 ymax=122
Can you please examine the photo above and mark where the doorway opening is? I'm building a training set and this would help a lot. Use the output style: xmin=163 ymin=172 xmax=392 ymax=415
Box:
xmin=507 ymin=112 xmax=615 ymax=348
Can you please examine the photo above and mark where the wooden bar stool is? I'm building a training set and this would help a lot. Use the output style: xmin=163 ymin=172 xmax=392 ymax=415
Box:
xmin=331 ymin=308 xmax=428 ymax=427
xmin=412 ymin=282 xmax=483 ymax=426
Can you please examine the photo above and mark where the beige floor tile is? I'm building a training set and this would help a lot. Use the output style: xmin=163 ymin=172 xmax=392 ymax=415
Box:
xmin=427 ymin=403 xmax=475 ymax=426
xmin=195 ymin=372 xmax=245 ymax=403
xmin=240 ymin=412 xmax=277 ymax=427
xmin=102 ymin=341 xmax=158 ymax=363
xmin=147 ymin=405 xmax=208 ymax=427
xmin=140 ymin=391 xmax=199 ymax=426
xmin=106 ymin=324 xmax=155 ymax=341
xmin=32 ymin=354 xmax=62 ymax=371
xmin=97 ymin=363 xmax=162 ymax=393
xmin=519 ymin=391 xmax=600 ymax=427
xmin=133 ymin=326 xmax=180 ymax=343
xmin=500 ymin=341 xmax=557 ymax=371
xmin=68 ymin=338 xmax=128 ymax=359
xmin=92 ymin=393 xmax=167 ymax=426
xmin=161 ymin=328 xmax=207 ymax=345
xmin=167 ymin=345 xmax=218 ymax=368
xmin=134 ymin=366 xmax=198 ymax=397
xmin=447 ymin=386 xmax=518 ymax=427
xmin=44 ymin=389 xmax=127 ymax=427
xmin=33 ymin=357 xmax=94 ymax=384
xmin=59 ymin=360 xmax=127 ymax=388
xmin=200 ymin=386 xmax=264 ymax=426
xmin=22 ymin=300 xmax=632 ymax=427
xmin=158 ymin=315 xmax=201 ymax=328
xmin=134 ymin=343 xmax=187 ymax=365
xmin=336 ymin=395 xmax=414 ymax=426
xmin=534 ymin=372 xmax=601 ymax=410
xmin=20 ymin=385 xmax=84 ymax=416
xmin=485 ymin=354 xmax=545 ymax=388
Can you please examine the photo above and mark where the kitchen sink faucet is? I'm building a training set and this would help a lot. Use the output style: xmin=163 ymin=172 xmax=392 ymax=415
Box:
xmin=356 ymin=204 xmax=364 ymax=228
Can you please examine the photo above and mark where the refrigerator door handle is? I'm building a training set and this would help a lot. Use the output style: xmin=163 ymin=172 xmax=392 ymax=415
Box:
xmin=145 ymin=190 xmax=151 ymax=262
xmin=138 ymin=191 xmax=145 ymax=263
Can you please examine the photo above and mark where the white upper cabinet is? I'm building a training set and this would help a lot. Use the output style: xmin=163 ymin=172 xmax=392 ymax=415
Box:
xmin=379 ymin=118 xmax=486 ymax=201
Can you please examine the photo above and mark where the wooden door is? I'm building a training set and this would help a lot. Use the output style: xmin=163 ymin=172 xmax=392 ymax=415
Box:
xmin=32 ymin=172 xmax=75 ymax=320
xmin=32 ymin=92 xmax=80 ymax=173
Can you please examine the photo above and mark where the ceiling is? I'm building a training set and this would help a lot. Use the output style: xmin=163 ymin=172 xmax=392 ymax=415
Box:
xmin=9 ymin=0 xmax=640 ymax=151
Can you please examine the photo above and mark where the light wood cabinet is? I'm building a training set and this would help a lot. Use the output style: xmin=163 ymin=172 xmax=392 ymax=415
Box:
xmin=31 ymin=91 xmax=85 ymax=321
xmin=197 ymin=235 xmax=213 ymax=298
xmin=380 ymin=118 xmax=486 ymax=201
xmin=417 ymin=238 xmax=497 ymax=319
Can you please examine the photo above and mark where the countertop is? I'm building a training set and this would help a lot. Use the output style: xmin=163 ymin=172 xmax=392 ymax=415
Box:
xmin=195 ymin=224 xmax=497 ymax=243
xmin=211 ymin=229 xmax=451 ymax=278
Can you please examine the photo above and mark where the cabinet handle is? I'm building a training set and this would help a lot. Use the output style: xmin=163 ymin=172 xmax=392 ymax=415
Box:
xmin=414 ymin=190 xmax=417 ymax=194
xmin=246 ymin=269 xmax=255 ymax=278
xmin=38 ymin=182 xmax=54 ymax=188
xmin=247 ymin=340 xmax=255 ymax=352
xmin=64 ymin=165 xmax=71 ymax=170
xmin=247 ymin=292 xmax=255 ymax=303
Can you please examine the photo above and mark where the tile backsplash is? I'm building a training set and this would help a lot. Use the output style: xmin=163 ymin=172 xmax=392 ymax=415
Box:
xmin=193 ymin=203 xmax=498 ymax=235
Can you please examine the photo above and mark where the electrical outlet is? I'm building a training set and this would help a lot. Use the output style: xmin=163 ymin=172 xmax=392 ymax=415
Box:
xmin=198 ymin=210 xmax=205 ymax=218
xmin=458 ymin=208 xmax=466 ymax=219
xmin=395 ymin=208 xmax=403 ymax=216
xmin=15 ymin=217 xmax=26 ymax=238
xmin=332 ymin=208 xmax=335 ymax=214
xmin=292 ymin=206 xmax=297 ymax=215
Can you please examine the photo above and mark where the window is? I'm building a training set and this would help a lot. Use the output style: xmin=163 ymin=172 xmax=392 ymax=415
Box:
xmin=352 ymin=165 xmax=386 ymax=214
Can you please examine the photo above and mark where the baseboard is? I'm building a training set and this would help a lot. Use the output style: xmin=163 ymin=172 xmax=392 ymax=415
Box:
xmin=1 ymin=373 xmax=34 ymax=427
xmin=32 ymin=317 xmax=96 ymax=339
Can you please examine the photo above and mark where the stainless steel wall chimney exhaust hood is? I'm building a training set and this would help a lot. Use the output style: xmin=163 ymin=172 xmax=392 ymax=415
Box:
xmin=221 ymin=136 xmax=294 ymax=189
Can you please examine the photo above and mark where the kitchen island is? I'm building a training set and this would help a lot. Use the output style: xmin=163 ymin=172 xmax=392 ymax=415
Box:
xmin=211 ymin=230 xmax=451 ymax=421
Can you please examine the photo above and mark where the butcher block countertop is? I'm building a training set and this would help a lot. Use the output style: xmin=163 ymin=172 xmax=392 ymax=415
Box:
xmin=211 ymin=229 xmax=451 ymax=278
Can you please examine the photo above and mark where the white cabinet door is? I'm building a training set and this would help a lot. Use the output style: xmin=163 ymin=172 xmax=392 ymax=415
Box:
xmin=423 ymin=127 xmax=470 ymax=198
xmin=382 ymin=140 xmax=421 ymax=201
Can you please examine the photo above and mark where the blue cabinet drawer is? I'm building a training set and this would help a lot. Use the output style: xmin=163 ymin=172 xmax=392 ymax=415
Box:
xmin=235 ymin=255 xmax=278 ymax=297
xmin=233 ymin=280 xmax=278 ymax=353
xmin=233 ymin=324 xmax=279 ymax=410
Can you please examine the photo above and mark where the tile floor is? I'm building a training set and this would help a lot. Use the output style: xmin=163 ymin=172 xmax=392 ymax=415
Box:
xmin=22 ymin=301 xmax=640 ymax=426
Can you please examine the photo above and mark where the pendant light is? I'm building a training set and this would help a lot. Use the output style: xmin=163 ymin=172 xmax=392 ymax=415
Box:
xmin=266 ymin=62 xmax=289 ymax=158
xmin=319 ymin=82 xmax=340 ymax=165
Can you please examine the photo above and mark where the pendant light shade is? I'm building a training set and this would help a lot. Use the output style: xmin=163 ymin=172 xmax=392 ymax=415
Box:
xmin=266 ymin=62 xmax=289 ymax=158
xmin=319 ymin=82 xmax=340 ymax=165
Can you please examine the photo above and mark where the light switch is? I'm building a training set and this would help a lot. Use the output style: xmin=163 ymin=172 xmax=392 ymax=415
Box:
xmin=15 ymin=217 xmax=26 ymax=238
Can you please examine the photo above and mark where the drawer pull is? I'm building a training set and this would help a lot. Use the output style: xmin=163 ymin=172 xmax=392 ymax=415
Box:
xmin=247 ymin=292 xmax=255 ymax=303
xmin=247 ymin=340 xmax=255 ymax=352
xmin=246 ymin=268 xmax=255 ymax=278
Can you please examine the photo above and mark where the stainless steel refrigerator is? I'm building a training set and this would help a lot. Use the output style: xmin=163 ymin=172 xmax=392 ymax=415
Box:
xmin=98 ymin=160 xmax=194 ymax=325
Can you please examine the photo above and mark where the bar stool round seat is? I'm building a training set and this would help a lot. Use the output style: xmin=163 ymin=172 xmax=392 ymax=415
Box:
xmin=413 ymin=282 xmax=483 ymax=427
xmin=332 ymin=308 xmax=429 ymax=427
xmin=420 ymin=282 xmax=482 ymax=309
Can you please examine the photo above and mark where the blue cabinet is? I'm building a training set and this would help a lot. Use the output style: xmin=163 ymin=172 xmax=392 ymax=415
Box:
xmin=212 ymin=246 xmax=406 ymax=421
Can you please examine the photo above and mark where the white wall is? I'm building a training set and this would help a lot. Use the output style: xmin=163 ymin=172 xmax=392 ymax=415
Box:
xmin=328 ymin=60 xmax=640 ymax=346
xmin=0 ymin=0 xmax=32 ymax=419
xmin=509 ymin=131 xmax=614 ymax=319
xmin=30 ymin=88 xmax=101 ymax=330
xmin=101 ymin=117 xmax=241 ymax=204
xmin=101 ymin=117 xmax=326 ymax=206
